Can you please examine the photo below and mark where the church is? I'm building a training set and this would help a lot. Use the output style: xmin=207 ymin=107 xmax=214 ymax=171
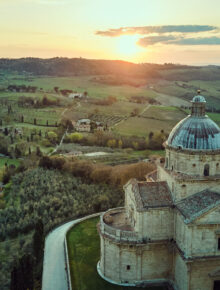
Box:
xmin=97 ymin=92 xmax=220 ymax=290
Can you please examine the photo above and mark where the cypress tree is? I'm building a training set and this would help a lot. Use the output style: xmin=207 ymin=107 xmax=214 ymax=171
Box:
xmin=33 ymin=220 xmax=44 ymax=262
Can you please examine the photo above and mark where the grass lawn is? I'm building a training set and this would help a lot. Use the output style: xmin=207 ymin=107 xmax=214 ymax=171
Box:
xmin=67 ymin=217 xmax=167 ymax=290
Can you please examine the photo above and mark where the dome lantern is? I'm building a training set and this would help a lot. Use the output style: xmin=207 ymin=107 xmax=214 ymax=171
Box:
xmin=191 ymin=90 xmax=206 ymax=117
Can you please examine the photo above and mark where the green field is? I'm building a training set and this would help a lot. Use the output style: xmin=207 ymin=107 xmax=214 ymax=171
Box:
xmin=0 ymin=72 xmax=219 ymax=158
xmin=113 ymin=116 xmax=176 ymax=137
xmin=207 ymin=112 xmax=220 ymax=125
xmin=0 ymin=75 xmax=157 ymax=101
xmin=141 ymin=106 xmax=187 ymax=121
xmin=67 ymin=217 xmax=167 ymax=290
xmin=154 ymin=79 xmax=220 ymax=110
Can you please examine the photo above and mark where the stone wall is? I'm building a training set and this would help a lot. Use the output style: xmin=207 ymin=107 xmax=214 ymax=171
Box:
xmin=125 ymin=184 xmax=140 ymax=232
xmin=165 ymin=148 xmax=220 ymax=177
xmin=125 ymin=183 xmax=173 ymax=241
xmin=141 ymin=242 xmax=173 ymax=281
xmin=175 ymin=212 xmax=190 ymax=257
xmin=175 ymin=211 xmax=220 ymax=258
xmin=173 ymin=253 xmax=188 ymax=290
xmin=99 ymin=234 xmax=173 ymax=284
xmin=158 ymin=165 xmax=220 ymax=202
xmin=140 ymin=208 xmax=173 ymax=241
xmin=190 ymin=259 xmax=220 ymax=290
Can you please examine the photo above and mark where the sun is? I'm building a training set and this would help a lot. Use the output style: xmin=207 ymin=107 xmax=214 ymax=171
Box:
xmin=116 ymin=35 xmax=141 ymax=57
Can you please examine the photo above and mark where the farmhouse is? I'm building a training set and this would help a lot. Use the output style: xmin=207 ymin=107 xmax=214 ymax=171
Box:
xmin=98 ymin=92 xmax=220 ymax=290
xmin=96 ymin=121 xmax=105 ymax=131
xmin=74 ymin=119 xmax=105 ymax=132
xmin=69 ymin=92 xmax=88 ymax=99
xmin=75 ymin=119 xmax=91 ymax=132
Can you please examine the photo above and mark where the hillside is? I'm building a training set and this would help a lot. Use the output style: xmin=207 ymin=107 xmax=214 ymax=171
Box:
xmin=1 ymin=58 xmax=220 ymax=82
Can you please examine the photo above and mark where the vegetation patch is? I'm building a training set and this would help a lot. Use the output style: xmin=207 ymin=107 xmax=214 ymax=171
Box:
xmin=67 ymin=217 xmax=167 ymax=290
xmin=0 ymin=157 xmax=20 ymax=169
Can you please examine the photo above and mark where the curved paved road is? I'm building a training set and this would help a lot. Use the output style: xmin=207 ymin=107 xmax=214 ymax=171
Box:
xmin=42 ymin=213 xmax=101 ymax=290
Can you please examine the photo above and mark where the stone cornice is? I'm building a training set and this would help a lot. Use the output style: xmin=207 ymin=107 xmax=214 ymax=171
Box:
xmin=165 ymin=142 xmax=220 ymax=155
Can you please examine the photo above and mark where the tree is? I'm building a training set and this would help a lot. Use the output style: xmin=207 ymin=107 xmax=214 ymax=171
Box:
xmin=33 ymin=220 xmax=44 ymax=262
xmin=14 ymin=145 xmax=22 ymax=158
xmin=148 ymin=131 xmax=154 ymax=140
xmin=10 ymin=255 xmax=34 ymax=290
xmin=60 ymin=118 xmax=73 ymax=130
xmin=36 ymin=146 xmax=42 ymax=157
xmin=147 ymin=131 xmax=166 ymax=150
xmin=131 ymin=108 xmax=140 ymax=117
xmin=107 ymin=139 xmax=116 ymax=148
xmin=47 ymin=131 xmax=58 ymax=144
xmin=54 ymin=86 xmax=59 ymax=93
xmin=10 ymin=135 xmax=14 ymax=144
xmin=118 ymin=139 xmax=123 ymax=148
xmin=68 ymin=132 xmax=83 ymax=142
xmin=4 ymin=127 xmax=9 ymax=136
xmin=10 ymin=265 xmax=18 ymax=290
xmin=39 ymin=156 xmax=53 ymax=169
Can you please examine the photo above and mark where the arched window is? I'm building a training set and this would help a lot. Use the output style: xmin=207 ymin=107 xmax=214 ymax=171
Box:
xmin=204 ymin=164 xmax=210 ymax=176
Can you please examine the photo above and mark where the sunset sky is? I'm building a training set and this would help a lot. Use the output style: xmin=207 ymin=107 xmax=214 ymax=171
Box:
xmin=1 ymin=0 xmax=220 ymax=64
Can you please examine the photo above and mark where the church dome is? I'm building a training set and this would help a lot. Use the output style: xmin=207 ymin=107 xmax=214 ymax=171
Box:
xmin=167 ymin=93 xmax=220 ymax=150
xmin=192 ymin=94 xmax=206 ymax=103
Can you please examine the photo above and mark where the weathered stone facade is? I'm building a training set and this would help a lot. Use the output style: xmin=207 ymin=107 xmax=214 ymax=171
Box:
xmin=97 ymin=93 xmax=220 ymax=290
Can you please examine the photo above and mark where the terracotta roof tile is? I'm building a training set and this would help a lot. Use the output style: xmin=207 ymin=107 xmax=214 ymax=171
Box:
xmin=176 ymin=190 xmax=220 ymax=223
xmin=133 ymin=181 xmax=173 ymax=210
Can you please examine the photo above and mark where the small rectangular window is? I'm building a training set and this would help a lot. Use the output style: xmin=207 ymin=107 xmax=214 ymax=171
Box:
xmin=127 ymin=265 xmax=130 ymax=270
xmin=218 ymin=238 xmax=220 ymax=250
xmin=214 ymin=280 xmax=220 ymax=290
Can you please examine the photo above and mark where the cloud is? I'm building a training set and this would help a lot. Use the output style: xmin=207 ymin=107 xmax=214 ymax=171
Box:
xmin=138 ymin=36 xmax=220 ymax=47
xmin=138 ymin=35 xmax=176 ymax=46
xmin=174 ymin=37 xmax=220 ymax=45
xmin=96 ymin=25 xmax=217 ymax=37
xmin=96 ymin=25 xmax=220 ymax=47
xmin=0 ymin=0 xmax=72 ymax=5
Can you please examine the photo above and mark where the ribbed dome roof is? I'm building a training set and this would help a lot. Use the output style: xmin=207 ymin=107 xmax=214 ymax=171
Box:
xmin=192 ymin=95 xmax=206 ymax=103
xmin=167 ymin=93 xmax=220 ymax=150
xmin=167 ymin=115 xmax=220 ymax=150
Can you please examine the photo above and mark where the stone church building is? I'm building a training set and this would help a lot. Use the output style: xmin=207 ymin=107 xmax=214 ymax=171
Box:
xmin=97 ymin=92 xmax=220 ymax=290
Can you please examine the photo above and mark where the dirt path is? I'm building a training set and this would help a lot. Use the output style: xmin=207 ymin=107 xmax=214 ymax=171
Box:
xmin=61 ymin=108 xmax=68 ymax=117
xmin=139 ymin=104 xmax=151 ymax=116
xmin=48 ymin=129 xmax=68 ymax=156
xmin=112 ymin=104 xmax=151 ymax=130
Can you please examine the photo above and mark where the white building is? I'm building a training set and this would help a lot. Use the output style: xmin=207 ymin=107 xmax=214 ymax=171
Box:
xmin=98 ymin=92 xmax=220 ymax=290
